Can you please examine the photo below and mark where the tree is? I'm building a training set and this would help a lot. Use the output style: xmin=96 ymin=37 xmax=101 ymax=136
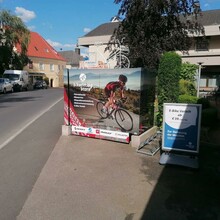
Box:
xmin=179 ymin=62 xmax=198 ymax=96
xmin=157 ymin=52 xmax=182 ymax=126
xmin=113 ymin=0 xmax=204 ymax=68
xmin=0 ymin=10 xmax=30 ymax=74
xmin=180 ymin=61 xmax=198 ymax=81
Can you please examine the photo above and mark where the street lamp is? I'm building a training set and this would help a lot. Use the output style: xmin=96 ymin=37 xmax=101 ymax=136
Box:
xmin=197 ymin=62 xmax=203 ymax=98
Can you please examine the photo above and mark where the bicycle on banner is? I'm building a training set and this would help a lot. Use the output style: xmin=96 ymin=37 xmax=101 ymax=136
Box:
xmin=106 ymin=38 xmax=130 ymax=69
xmin=96 ymin=97 xmax=133 ymax=132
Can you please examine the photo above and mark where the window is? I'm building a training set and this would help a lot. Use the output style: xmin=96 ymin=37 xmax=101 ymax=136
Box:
xmin=200 ymin=78 xmax=207 ymax=87
xmin=195 ymin=37 xmax=209 ymax=51
xmin=29 ymin=61 xmax=33 ymax=69
xmin=200 ymin=74 xmax=219 ymax=89
xmin=39 ymin=63 xmax=44 ymax=71
xmin=50 ymin=64 xmax=54 ymax=71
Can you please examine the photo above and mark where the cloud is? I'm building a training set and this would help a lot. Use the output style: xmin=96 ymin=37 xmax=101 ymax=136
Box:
xmin=28 ymin=25 xmax=36 ymax=31
xmin=15 ymin=7 xmax=36 ymax=23
xmin=46 ymin=39 xmax=62 ymax=48
xmin=46 ymin=39 xmax=75 ymax=50
xmin=63 ymin=43 xmax=75 ymax=48
xmin=83 ymin=27 xmax=91 ymax=33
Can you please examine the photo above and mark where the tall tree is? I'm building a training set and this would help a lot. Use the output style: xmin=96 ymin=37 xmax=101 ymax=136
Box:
xmin=0 ymin=10 xmax=30 ymax=73
xmin=113 ymin=0 xmax=204 ymax=68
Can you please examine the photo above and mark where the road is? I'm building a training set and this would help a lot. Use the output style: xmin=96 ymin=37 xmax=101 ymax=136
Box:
xmin=0 ymin=88 xmax=64 ymax=220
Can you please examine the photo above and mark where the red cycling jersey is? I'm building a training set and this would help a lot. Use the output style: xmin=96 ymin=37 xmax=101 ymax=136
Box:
xmin=104 ymin=81 xmax=124 ymax=97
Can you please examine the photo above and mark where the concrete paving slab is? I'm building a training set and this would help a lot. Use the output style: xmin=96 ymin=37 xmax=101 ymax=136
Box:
xmin=17 ymin=136 xmax=162 ymax=220
xmin=17 ymin=132 xmax=220 ymax=220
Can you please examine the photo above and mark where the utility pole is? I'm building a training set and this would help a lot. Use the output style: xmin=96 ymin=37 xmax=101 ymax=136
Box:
xmin=197 ymin=62 xmax=203 ymax=98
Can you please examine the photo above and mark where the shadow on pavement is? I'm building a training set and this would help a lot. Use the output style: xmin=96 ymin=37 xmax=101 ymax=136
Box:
xmin=0 ymin=95 xmax=41 ymax=104
xmin=140 ymin=123 xmax=220 ymax=220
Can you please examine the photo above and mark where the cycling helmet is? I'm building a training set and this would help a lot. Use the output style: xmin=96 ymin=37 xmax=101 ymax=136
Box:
xmin=119 ymin=74 xmax=127 ymax=83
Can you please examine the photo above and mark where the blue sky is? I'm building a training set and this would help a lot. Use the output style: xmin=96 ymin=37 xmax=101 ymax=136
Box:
xmin=0 ymin=0 xmax=220 ymax=55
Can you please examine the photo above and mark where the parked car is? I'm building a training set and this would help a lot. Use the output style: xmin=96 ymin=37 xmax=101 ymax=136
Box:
xmin=3 ymin=70 xmax=30 ymax=91
xmin=0 ymin=78 xmax=14 ymax=94
xmin=34 ymin=80 xmax=48 ymax=89
xmin=42 ymin=80 xmax=48 ymax=89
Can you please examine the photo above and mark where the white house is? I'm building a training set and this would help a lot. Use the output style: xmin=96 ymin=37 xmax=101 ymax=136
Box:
xmin=78 ymin=21 xmax=120 ymax=69
xmin=180 ymin=9 xmax=220 ymax=92
xmin=78 ymin=9 xmax=220 ymax=92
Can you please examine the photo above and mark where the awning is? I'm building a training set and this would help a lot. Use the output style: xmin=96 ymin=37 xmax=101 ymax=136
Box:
xmin=29 ymin=72 xmax=46 ymax=76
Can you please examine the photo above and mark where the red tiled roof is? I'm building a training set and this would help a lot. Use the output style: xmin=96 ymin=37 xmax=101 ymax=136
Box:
xmin=18 ymin=32 xmax=66 ymax=61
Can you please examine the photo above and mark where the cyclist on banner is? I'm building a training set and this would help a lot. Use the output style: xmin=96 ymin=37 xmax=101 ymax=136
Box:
xmin=102 ymin=74 xmax=127 ymax=113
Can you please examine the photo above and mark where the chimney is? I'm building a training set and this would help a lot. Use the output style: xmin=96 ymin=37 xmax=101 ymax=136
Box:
xmin=75 ymin=45 xmax=80 ymax=55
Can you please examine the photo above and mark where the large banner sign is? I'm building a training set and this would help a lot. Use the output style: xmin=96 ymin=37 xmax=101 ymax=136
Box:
xmin=64 ymin=68 xmax=156 ymax=143
xmin=162 ymin=103 xmax=202 ymax=153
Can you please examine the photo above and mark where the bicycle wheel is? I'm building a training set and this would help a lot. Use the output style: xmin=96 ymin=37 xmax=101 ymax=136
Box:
xmin=121 ymin=54 xmax=130 ymax=68
xmin=115 ymin=54 xmax=130 ymax=69
xmin=96 ymin=101 xmax=108 ymax=119
xmin=115 ymin=109 xmax=133 ymax=131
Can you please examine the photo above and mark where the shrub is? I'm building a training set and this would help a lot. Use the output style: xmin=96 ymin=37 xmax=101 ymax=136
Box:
xmin=179 ymin=79 xmax=196 ymax=96
xmin=180 ymin=62 xmax=198 ymax=81
xmin=197 ymin=98 xmax=210 ymax=109
xmin=44 ymin=77 xmax=49 ymax=85
xmin=201 ymin=107 xmax=218 ymax=126
xmin=157 ymin=52 xmax=181 ymax=126
xmin=178 ymin=94 xmax=198 ymax=104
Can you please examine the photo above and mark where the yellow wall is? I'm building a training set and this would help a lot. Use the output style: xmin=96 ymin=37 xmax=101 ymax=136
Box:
xmin=23 ymin=57 xmax=66 ymax=87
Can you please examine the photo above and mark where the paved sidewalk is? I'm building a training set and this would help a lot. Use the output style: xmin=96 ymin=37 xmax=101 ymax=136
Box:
xmin=17 ymin=132 xmax=220 ymax=220
xmin=17 ymin=136 xmax=160 ymax=220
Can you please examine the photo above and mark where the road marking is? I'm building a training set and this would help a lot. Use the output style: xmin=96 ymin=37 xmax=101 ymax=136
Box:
xmin=0 ymin=97 xmax=63 ymax=150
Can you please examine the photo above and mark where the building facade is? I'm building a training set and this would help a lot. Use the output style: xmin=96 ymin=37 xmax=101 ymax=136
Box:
xmin=78 ymin=10 xmax=220 ymax=93
xmin=21 ymin=32 xmax=66 ymax=87
xmin=78 ymin=21 xmax=120 ymax=69
xmin=58 ymin=49 xmax=83 ymax=69
xmin=180 ymin=9 xmax=220 ymax=93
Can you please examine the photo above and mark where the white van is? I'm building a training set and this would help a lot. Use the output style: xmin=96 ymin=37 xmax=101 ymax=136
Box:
xmin=3 ymin=70 xmax=30 ymax=91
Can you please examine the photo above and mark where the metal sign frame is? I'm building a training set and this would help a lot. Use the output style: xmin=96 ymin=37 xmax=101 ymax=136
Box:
xmin=162 ymin=103 xmax=202 ymax=154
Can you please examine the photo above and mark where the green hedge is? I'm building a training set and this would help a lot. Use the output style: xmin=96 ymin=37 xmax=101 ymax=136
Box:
xmin=201 ymin=107 xmax=218 ymax=126
xmin=157 ymin=52 xmax=181 ymax=126
xmin=178 ymin=94 xmax=198 ymax=104
xmin=179 ymin=79 xmax=196 ymax=96
xmin=197 ymin=97 xmax=210 ymax=109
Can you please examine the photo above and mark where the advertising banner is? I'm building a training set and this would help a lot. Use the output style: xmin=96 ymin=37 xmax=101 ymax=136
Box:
xmin=64 ymin=68 xmax=156 ymax=143
xmin=162 ymin=103 xmax=202 ymax=153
